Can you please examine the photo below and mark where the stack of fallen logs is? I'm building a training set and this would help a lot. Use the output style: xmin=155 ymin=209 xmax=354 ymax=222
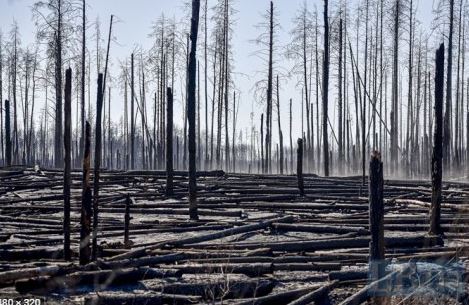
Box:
xmin=0 ymin=167 xmax=468 ymax=304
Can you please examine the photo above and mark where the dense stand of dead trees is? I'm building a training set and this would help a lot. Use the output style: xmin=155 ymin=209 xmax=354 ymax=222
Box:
xmin=0 ymin=0 xmax=468 ymax=181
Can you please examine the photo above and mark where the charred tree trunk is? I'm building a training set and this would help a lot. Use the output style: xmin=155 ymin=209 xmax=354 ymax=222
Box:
xmin=166 ymin=87 xmax=174 ymax=196
xmin=391 ymin=0 xmax=400 ymax=172
xmin=443 ymin=0 xmax=454 ymax=170
xmin=369 ymin=151 xmax=385 ymax=282
xmin=80 ymin=121 xmax=92 ymax=265
xmin=429 ymin=44 xmax=444 ymax=237
xmin=297 ymin=138 xmax=304 ymax=196
xmin=266 ymin=1 xmax=274 ymax=174
xmin=63 ymin=68 xmax=72 ymax=261
xmin=54 ymin=0 xmax=63 ymax=169
xmin=276 ymin=76 xmax=284 ymax=174
xmin=261 ymin=114 xmax=264 ymax=173
xmin=130 ymin=54 xmax=135 ymax=169
xmin=290 ymin=98 xmax=293 ymax=174
xmin=92 ymin=73 xmax=104 ymax=260
xmin=124 ymin=194 xmax=131 ymax=248
xmin=322 ymin=0 xmax=330 ymax=177
xmin=188 ymin=0 xmax=201 ymax=221
xmin=80 ymin=0 xmax=86 ymax=168
xmin=338 ymin=18 xmax=343 ymax=172
xmin=4 ymin=100 xmax=11 ymax=167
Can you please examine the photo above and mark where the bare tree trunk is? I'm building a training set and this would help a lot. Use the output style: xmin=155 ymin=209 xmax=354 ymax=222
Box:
xmin=297 ymin=138 xmax=304 ymax=196
xmin=204 ymin=0 xmax=209 ymax=169
xmin=130 ymin=54 xmax=135 ymax=169
xmin=276 ymin=76 xmax=284 ymax=174
xmin=4 ymin=100 xmax=11 ymax=166
xmin=443 ymin=0 xmax=454 ymax=170
xmin=0 ymin=34 xmax=3 ymax=165
xmin=290 ymin=98 xmax=293 ymax=174
xmin=80 ymin=0 xmax=86 ymax=165
xmin=232 ymin=92 xmax=237 ymax=172
xmin=63 ymin=68 xmax=72 ymax=261
xmin=166 ymin=87 xmax=174 ymax=196
xmin=260 ymin=114 xmax=264 ymax=173
xmin=80 ymin=121 xmax=92 ymax=265
xmin=266 ymin=0 xmax=274 ymax=174
xmin=92 ymin=73 xmax=104 ymax=260
xmin=54 ymin=0 xmax=63 ymax=169
xmin=429 ymin=43 xmax=444 ymax=237
xmin=322 ymin=0 xmax=329 ymax=177
xmin=369 ymin=150 xmax=385 ymax=286
xmin=391 ymin=0 xmax=400 ymax=173
xmin=197 ymin=62 xmax=201 ymax=169
xmin=188 ymin=0 xmax=201 ymax=221
xmin=338 ymin=18 xmax=343 ymax=172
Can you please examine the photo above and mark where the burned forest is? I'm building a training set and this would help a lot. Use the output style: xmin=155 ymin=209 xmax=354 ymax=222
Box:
xmin=1 ymin=0 xmax=469 ymax=304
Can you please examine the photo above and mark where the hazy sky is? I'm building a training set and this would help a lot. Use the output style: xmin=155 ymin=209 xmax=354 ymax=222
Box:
xmin=0 ymin=0 xmax=437 ymax=144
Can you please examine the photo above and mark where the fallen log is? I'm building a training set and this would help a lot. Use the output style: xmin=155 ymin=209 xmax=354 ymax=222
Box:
xmin=273 ymin=223 xmax=368 ymax=235
xmin=109 ymin=215 xmax=294 ymax=260
xmin=191 ymin=235 xmax=443 ymax=251
xmin=338 ymin=264 xmax=411 ymax=305
xmin=163 ymin=263 xmax=273 ymax=277
xmin=287 ymin=280 xmax=338 ymax=305
xmin=151 ymin=278 xmax=275 ymax=299
xmin=15 ymin=268 xmax=182 ymax=294
xmin=232 ymin=286 xmax=322 ymax=305
xmin=84 ymin=293 xmax=201 ymax=305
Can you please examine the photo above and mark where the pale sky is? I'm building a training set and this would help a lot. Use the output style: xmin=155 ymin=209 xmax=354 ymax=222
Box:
xmin=0 ymin=0 xmax=437 ymax=145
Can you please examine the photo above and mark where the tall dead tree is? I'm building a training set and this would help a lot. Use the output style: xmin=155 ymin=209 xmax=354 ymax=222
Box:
xmin=5 ymin=100 xmax=11 ymax=166
xmin=130 ymin=54 xmax=135 ymax=169
xmin=80 ymin=0 xmax=86 ymax=164
xmin=276 ymin=75 xmax=284 ymax=174
xmin=266 ymin=1 xmax=274 ymax=174
xmin=391 ymin=0 xmax=401 ymax=172
xmin=188 ymin=0 xmax=201 ymax=220
xmin=92 ymin=73 xmax=104 ymax=260
xmin=166 ymin=87 xmax=174 ymax=196
xmin=63 ymin=68 xmax=72 ymax=261
xmin=338 ymin=18 xmax=343 ymax=170
xmin=80 ymin=121 xmax=92 ymax=265
xmin=443 ymin=0 xmax=454 ymax=169
xmin=0 ymin=32 xmax=3 ymax=165
xmin=204 ymin=0 xmax=209 ymax=169
xmin=322 ymin=0 xmax=329 ymax=176
xmin=429 ymin=43 xmax=444 ymax=236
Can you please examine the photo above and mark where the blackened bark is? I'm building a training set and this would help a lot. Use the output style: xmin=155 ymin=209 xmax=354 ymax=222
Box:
xmin=124 ymin=194 xmax=131 ymax=248
xmin=80 ymin=0 xmax=86 ymax=165
xmin=369 ymin=150 xmax=385 ymax=282
xmin=131 ymin=54 xmax=135 ymax=169
xmin=92 ymin=73 xmax=104 ymax=260
xmin=322 ymin=0 xmax=329 ymax=176
xmin=188 ymin=0 xmax=201 ymax=220
xmin=80 ymin=121 xmax=92 ymax=265
xmin=4 ymin=100 xmax=11 ymax=166
xmin=166 ymin=87 xmax=174 ymax=196
xmin=63 ymin=68 xmax=72 ymax=261
xmin=297 ymin=138 xmax=304 ymax=196
xmin=429 ymin=43 xmax=445 ymax=236
xmin=443 ymin=0 xmax=454 ymax=169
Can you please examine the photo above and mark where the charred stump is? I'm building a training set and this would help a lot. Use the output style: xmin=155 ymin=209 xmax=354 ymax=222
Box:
xmin=80 ymin=121 xmax=92 ymax=265
xmin=297 ymin=138 xmax=304 ymax=196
